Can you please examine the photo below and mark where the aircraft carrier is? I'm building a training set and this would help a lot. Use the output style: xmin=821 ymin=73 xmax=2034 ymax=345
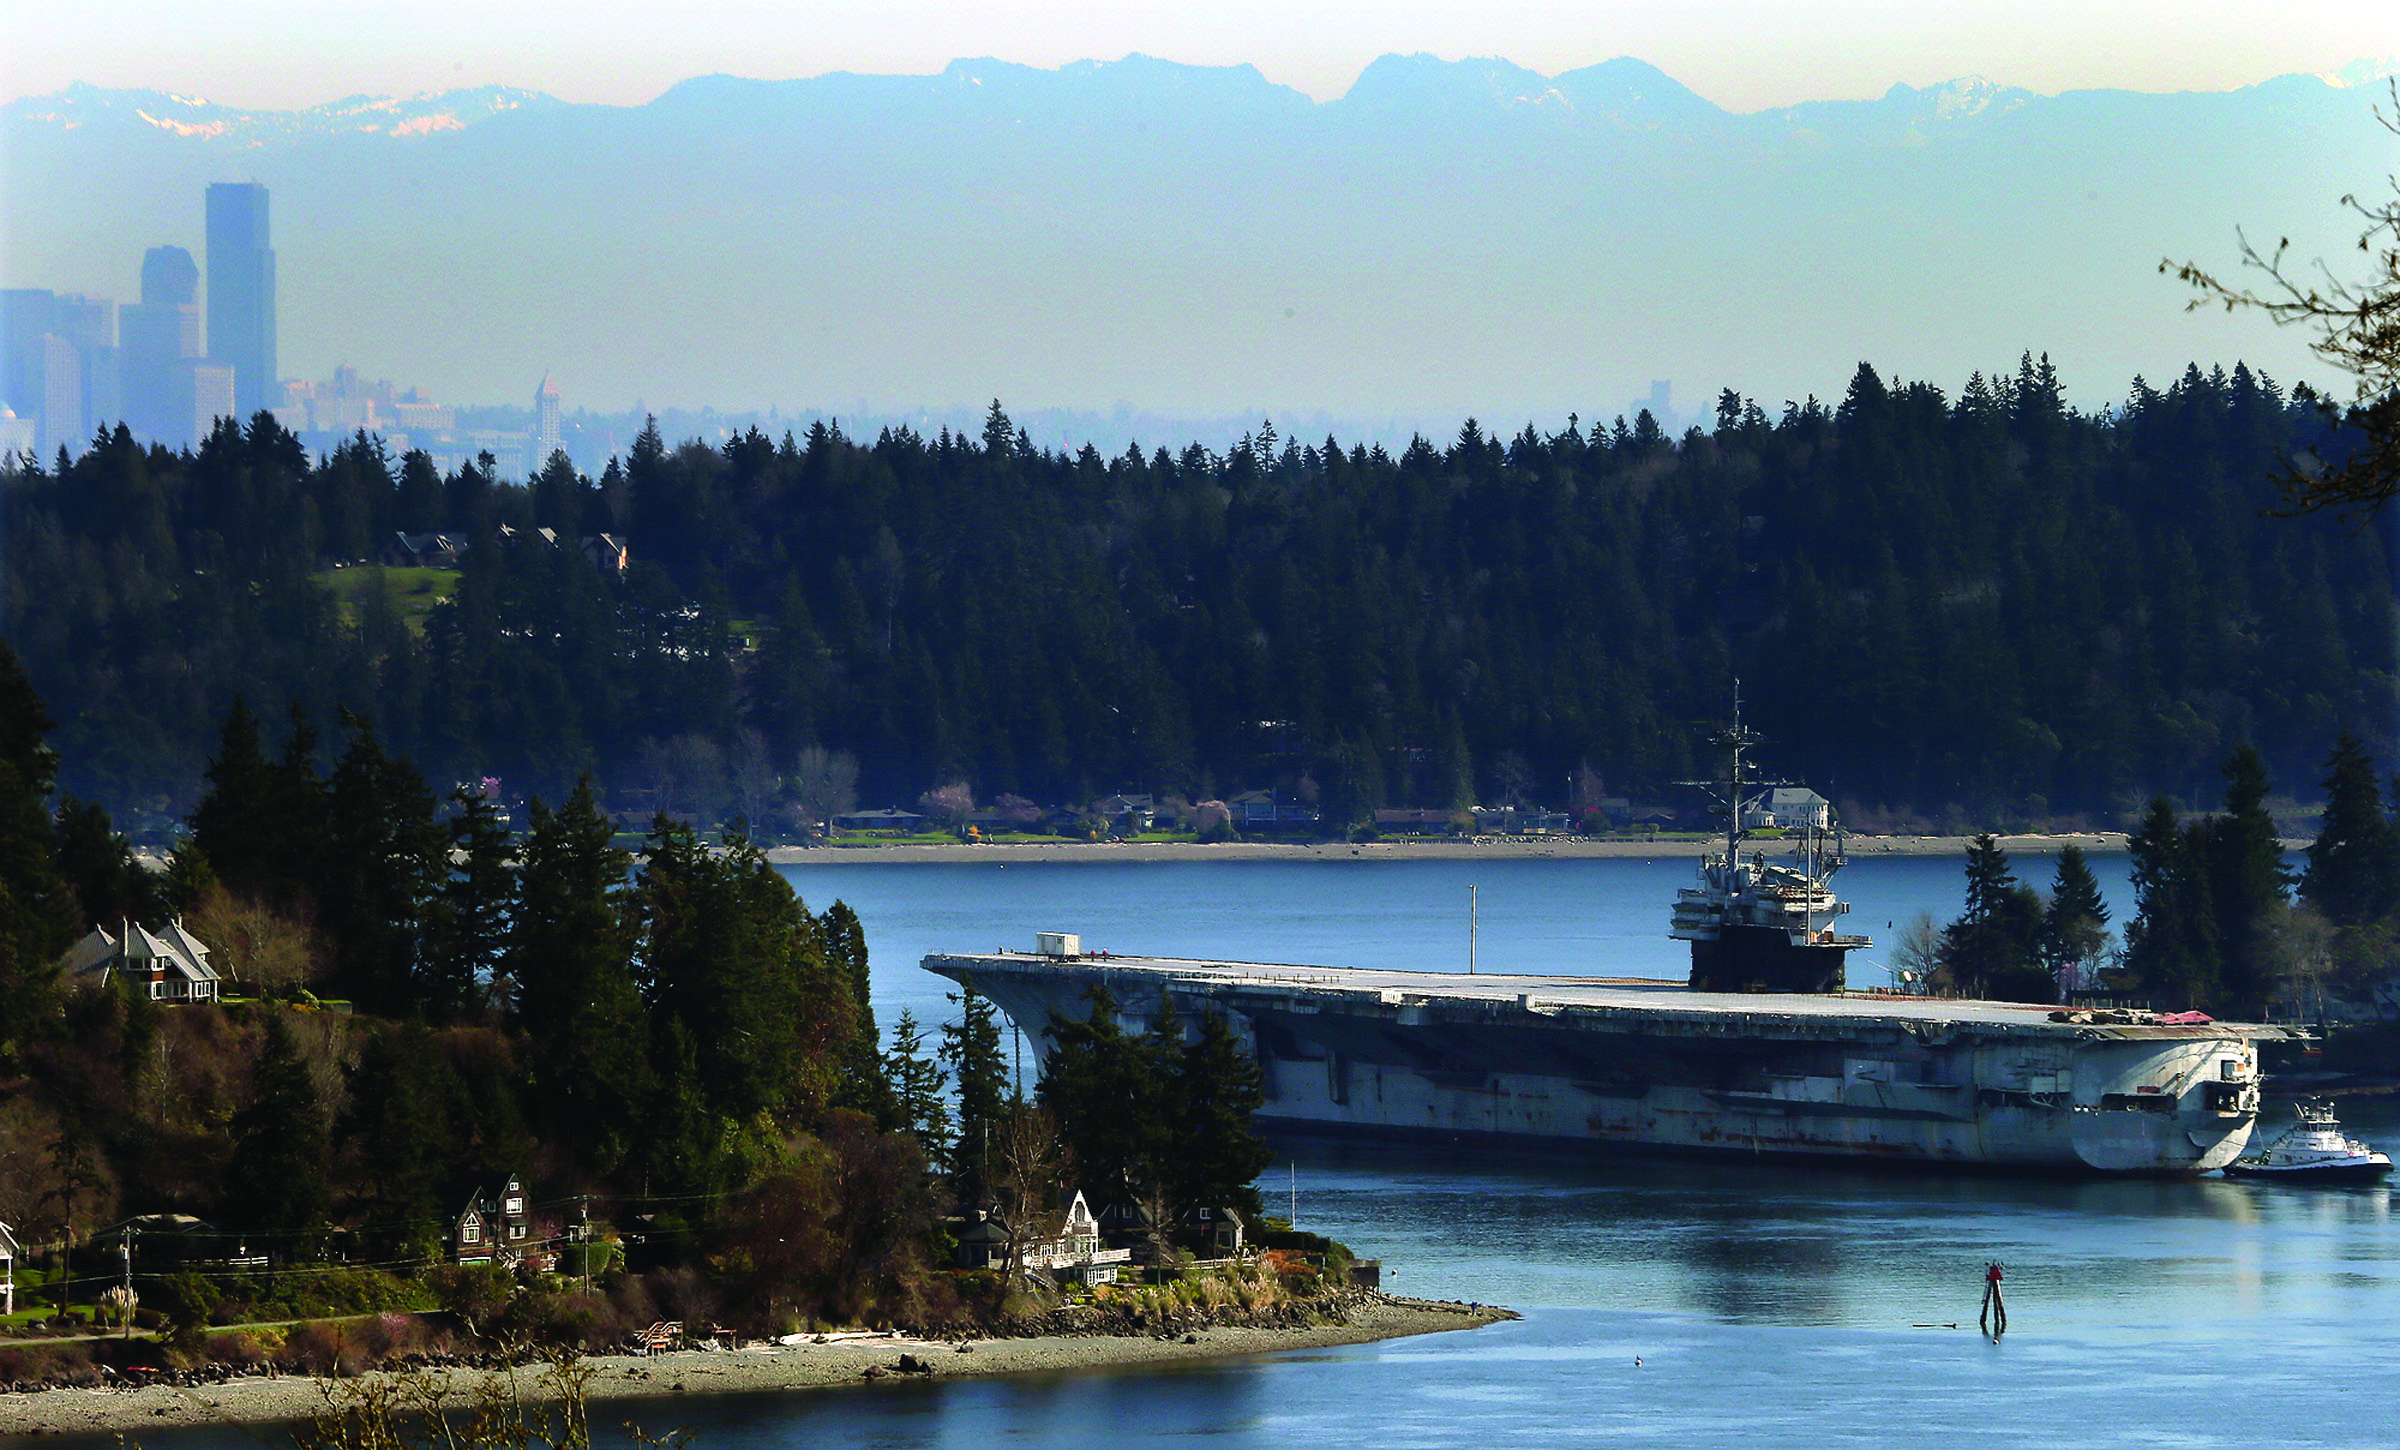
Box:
xmin=921 ymin=945 xmax=2295 ymax=1173
xmin=921 ymin=699 xmax=2301 ymax=1175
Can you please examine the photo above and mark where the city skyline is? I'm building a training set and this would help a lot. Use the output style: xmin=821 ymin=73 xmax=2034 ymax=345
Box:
xmin=5 ymin=48 xmax=2395 ymax=455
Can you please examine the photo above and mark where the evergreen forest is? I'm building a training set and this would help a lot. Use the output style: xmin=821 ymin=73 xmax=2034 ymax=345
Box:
xmin=0 ymin=647 xmax=1274 ymax=1345
xmin=3 ymin=355 xmax=2393 ymax=832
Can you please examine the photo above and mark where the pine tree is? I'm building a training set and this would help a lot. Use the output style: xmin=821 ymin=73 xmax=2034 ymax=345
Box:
xmin=940 ymin=981 xmax=1009 ymax=1206
xmin=2301 ymin=734 xmax=2398 ymax=928
xmin=422 ymin=788 xmax=517 ymax=1021
xmin=341 ymin=1021 xmax=466 ymax=1261
xmin=227 ymin=1011 xmax=329 ymax=1254
xmin=884 ymin=1008 xmax=954 ymax=1170
xmin=2124 ymin=796 xmax=2222 ymax=1008
xmin=2039 ymin=844 xmax=2112 ymax=989
xmin=188 ymin=699 xmax=279 ymax=899
xmin=319 ymin=712 xmax=444 ymax=1013
xmin=816 ymin=899 xmax=897 ymax=1125
xmin=52 ymin=795 xmax=163 ymax=930
xmin=1937 ymin=835 xmax=2050 ymax=1000
xmin=1037 ymin=987 xmax=1171 ymax=1213
xmin=509 ymin=779 xmax=654 ymax=1175
xmin=1171 ymin=1010 xmax=1269 ymax=1220
xmin=0 ymin=641 xmax=74 ymax=1063
xmin=633 ymin=818 xmax=847 ymax=1124
xmin=2204 ymin=744 xmax=2292 ymax=1015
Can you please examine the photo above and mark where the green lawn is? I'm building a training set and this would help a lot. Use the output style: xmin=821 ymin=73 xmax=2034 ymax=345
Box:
xmin=316 ymin=565 xmax=461 ymax=636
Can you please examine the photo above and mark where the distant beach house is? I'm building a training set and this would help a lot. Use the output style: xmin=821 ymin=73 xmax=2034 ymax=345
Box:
xmin=1 ymin=1218 xmax=17 ymax=1315
xmin=957 ymin=1190 xmax=1133 ymax=1284
xmin=63 ymin=919 xmax=221 ymax=1003
xmin=1092 ymin=794 xmax=1155 ymax=832
xmin=833 ymin=807 xmax=928 ymax=833
xmin=1229 ymin=789 xmax=1319 ymax=829
xmin=1751 ymin=787 xmax=1832 ymax=831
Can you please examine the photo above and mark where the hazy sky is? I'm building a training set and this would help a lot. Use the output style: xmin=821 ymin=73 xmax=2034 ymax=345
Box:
xmin=7 ymin=0 xmax=2394 ymax=110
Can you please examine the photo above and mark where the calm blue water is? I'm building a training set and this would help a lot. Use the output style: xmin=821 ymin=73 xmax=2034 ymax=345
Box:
xmin=48 ymin=855 xmax=2398 ymax=1450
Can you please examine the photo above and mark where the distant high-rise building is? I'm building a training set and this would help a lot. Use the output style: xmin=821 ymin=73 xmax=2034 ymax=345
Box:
xmin=533 ymin=373 xmax=561 ymax=463
xmin=0 ymin=289 xmax=103 ymax=456
xmin=143 ymin=246 xmax=200 ymax=309
xmin=121 ymin=245 xmax=207 ymax=446
xmin=180 ymin=362 xmax=236 ymax=444
xmin=54 ymin=294 xmax=116 ymax=442
xmin=206 ymin=182 xmax=276 ymax=420
xmin=1 ymin=289 xmax=56 ymax=448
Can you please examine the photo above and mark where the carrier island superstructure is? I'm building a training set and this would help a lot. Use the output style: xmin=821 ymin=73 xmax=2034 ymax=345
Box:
xmin=922 ymin=716 xmax=2301 ymax=1175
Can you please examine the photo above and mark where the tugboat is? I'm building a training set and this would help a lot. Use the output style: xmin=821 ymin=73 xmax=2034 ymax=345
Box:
xmin=1669 ymin=687 xmax=1869 ymax=993
xmin=2222 ymin=1098 xmax=2393 ymax=1182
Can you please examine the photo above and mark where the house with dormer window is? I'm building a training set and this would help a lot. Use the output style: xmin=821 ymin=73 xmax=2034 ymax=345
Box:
xmin=63 ymin=919 xmax=221 ymax=1002
xmin=453 ymin=1174 xmax=536 ymax=1266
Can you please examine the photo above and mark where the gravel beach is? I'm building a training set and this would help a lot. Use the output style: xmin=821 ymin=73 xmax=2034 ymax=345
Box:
xmin=0 ymin=1297 xmax=1511 ymax=1440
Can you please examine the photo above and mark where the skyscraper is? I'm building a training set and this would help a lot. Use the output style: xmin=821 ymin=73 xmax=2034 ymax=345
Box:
xmin=534 ymin=373 xmax=562 ymax=463
xmin=0 ymin=289 xmax=95 ymax=457
xmin=121 ymin=245 xmax=208 ymax=446
xmin=54 ymin=295 xmax=117 ymax=442
xmin=205 ymin=182 xmax=276 ymax=420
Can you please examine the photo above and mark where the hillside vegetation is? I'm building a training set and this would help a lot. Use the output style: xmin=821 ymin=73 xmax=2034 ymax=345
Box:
xmin=3 ymin=357 xmax=2391 ymax=829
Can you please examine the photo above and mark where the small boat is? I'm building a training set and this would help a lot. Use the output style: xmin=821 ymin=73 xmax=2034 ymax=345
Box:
xmin=2222 ymin=1098 xmax=2393 ymax=1182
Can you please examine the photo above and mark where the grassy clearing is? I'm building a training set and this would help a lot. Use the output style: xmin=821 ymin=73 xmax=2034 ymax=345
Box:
xmin=317 ymin=566 xmax=461 ymax=636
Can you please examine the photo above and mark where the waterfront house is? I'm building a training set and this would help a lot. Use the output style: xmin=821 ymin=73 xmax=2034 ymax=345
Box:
xmin=1093 ymin=794 xmax=1156 ymax=832
xmin=1 ymin=1218 xmax=16 ymax=1316
xmin=1230 ymin=789 xmax=1279 ymax=827
xmin=1752 ymin=788 xmax=1832 ymax=831
xmin=1230 ymin=789 xmax=1322 ymax=829
xmin=833 ymin=806 xmax=929 ymax=834
xmin=453 ymin=1174 xmax=536 ymax=1266
xmin=63 ymin=919 xmax=221 ymax=1002
xmin=956 ymin=1191 xmax=1132 ymax=1284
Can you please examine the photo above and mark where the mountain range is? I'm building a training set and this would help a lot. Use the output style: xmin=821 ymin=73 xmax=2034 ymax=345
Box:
xmin=4 ymin=56 xmax=2390 ymax=428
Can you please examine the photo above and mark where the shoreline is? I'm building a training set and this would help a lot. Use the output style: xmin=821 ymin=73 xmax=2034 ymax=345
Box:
xmin=0 ymin=1298 xmax=1512 ymax=1440
xmin=767 ymin=832 xmax=2133 ymax=865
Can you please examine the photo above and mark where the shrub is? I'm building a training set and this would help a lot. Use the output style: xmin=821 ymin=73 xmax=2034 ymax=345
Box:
xmin=426 ymin=1263 xmax=518 ymax=1341
xmin=0 ymin=1342 xmax=98 ymax=1386
xmin=205 ymin=1331 xmax=272 ymax=1368
xmin=280 ymin=1321 xmax=369 ymax=1377
xmin=534 ymin=1292 xmax=629 ymax=1351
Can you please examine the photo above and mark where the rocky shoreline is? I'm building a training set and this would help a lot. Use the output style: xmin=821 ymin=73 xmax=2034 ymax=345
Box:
xmin=0 ymin=1294 xmax=1512 ymax=1440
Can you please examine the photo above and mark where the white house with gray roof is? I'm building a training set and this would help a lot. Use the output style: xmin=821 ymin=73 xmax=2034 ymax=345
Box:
xmin=63 ymin=919 xmax=222 ymax=1002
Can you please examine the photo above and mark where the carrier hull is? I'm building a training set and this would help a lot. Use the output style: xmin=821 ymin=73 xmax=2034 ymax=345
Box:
xmin=923 ymin=950 xmax=2303 ymax=1176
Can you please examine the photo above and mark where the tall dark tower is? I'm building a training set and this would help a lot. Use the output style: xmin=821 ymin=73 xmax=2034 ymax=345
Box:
xmin=205 ymin=182 xmax=276 ymax=420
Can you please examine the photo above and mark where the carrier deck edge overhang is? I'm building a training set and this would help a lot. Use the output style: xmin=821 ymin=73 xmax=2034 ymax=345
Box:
xmin=922 ymin=949 xmax=2308 ymax=1175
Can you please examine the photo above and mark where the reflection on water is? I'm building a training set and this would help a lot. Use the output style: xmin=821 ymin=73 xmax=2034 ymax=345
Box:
xmin=33 ymin=1103 xmax=2400 ymax=1450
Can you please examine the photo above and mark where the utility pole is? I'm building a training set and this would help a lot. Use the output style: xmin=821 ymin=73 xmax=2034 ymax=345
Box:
xmin=119 ymin=1226 xmax=133 ymax=1340
xmin=578 ymin=1200 xmax=591 ymax=1296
